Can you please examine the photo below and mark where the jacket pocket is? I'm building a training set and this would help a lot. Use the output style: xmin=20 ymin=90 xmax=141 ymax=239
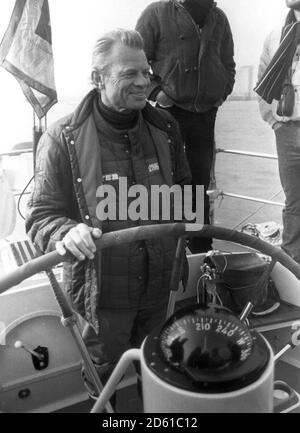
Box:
xmin=164 ymin=60 xmax=179 ymax=87
xmin=201 ymin=45 xmax=229 ymax=104
xmin=203 ymin=65 xmax=228 ymax=104
xmin=163 ymin=60 xmax=197 ymax=103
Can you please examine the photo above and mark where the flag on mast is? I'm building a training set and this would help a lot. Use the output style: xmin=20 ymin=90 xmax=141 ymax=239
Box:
xmin=0 ymin=0 xmax=57 ymax=119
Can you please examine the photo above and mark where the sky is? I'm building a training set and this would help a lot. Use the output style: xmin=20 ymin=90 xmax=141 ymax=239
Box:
xmin=0 ymin=0 xmax=288 ymax=150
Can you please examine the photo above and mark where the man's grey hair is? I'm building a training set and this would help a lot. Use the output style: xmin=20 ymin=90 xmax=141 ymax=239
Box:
xmin=91 ymin=29 xmax=144 ymax=85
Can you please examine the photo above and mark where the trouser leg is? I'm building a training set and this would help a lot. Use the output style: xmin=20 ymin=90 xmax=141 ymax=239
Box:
xmin=275 ymin=122 xmax=300 ymax=263
xmin=82 ymin=310 xmax=136 ymax=407
xmin=130 ymin=299 xmax=169 ymax=405
xmin=81 ymin=300 xmax=168 ymax=409
xmin=169 ymin=106 xmax=217 ymax=253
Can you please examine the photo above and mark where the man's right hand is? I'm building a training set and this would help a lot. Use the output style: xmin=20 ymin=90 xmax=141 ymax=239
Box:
xmin=56 ymin=223 xmax=102 ymax=261
xmin=156 ymin=90 xmax=174 ymax=108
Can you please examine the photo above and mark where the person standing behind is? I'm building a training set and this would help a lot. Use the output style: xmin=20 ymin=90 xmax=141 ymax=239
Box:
xmin=136 ymin=0 xmax=236 ymax=253
xmin=255 ymin=0 xmax=300 ymax=263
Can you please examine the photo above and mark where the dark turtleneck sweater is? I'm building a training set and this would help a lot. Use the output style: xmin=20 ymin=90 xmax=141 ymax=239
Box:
xmin=96 ymin=96 xmax=138 ymax=130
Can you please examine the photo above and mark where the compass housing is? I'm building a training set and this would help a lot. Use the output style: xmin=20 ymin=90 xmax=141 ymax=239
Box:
xmin=144 ymin=304 xmax=270 ymax=393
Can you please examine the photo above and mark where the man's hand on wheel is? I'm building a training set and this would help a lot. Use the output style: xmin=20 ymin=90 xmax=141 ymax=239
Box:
xmin=56 ymin=223 xmax=102 ymax=261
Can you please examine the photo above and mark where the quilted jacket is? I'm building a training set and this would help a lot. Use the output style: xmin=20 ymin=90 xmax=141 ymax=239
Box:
xmin=26 ymin=90 xmax=191 ymax=332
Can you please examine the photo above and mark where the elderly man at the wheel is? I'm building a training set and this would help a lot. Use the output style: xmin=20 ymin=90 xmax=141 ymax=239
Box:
xmin=26 ymin=29 xmax=191 ymax=406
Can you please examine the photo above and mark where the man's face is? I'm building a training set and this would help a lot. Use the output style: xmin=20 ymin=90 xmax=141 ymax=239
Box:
xmin=100 ymin=43 xmax=150 ymax=112
xmin=286 ymin=0 xmax=300 ymax=11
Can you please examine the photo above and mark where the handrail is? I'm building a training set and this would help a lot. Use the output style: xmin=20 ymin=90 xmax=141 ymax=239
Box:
xmin=222 ymin=192 xmax=283 ymax=207
xmin=0 ymin=149 xmax=33 ymax=158
xmin=216 ymin=148 xmax=278 ymax=160
xmin=0 ymin=150 xmax=34 ymax=199
xmin=208 ymin=190 xmax=284 ymax=208
xmin=210 ymin=146 xmax=283 ymax=215
xmin=13 ymin=191 xmax=32 ymax=198
xmin=1 ymin=142 xmax=283 ymax=219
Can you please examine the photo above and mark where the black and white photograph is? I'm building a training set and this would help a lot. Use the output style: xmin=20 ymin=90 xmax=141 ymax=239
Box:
xmin=1 ymin=0 xmax=300 ymax=416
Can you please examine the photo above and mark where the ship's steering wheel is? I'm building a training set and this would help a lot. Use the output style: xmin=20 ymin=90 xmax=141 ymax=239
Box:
xmin=1 ymin=223 xmax=300 ymax=414
xmin=1 ymin=223 xmax=300 ymax=294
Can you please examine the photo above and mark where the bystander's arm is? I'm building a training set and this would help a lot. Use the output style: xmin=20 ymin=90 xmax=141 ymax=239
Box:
xmin=257 ymin=32 xmax=280 ymax=129
xmin=172 ymin=118 xmax=192 ymax=188
xmin=221 ymin=16 xmax=236 ymax=100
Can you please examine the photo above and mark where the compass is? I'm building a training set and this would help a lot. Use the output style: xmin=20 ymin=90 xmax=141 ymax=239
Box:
xmin=143 ymin=303 xmax=270 ymax=393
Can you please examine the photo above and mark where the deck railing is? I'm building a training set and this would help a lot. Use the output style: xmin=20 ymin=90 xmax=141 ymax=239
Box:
xmin=0 ymin=148 xmax=33 ymax=198
xmin=1 ymin=146 xmax=285 ymax=223
xmin=208 ymin=147 xmax=284 ymax=226
xmin=0 ymin=149 xmax=33 ymax=157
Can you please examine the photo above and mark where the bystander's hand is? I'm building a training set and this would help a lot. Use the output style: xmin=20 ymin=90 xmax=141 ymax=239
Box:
xmin=273 ymin=121 xmax=283 ymax=131
xmin=156 ymin=90 xmax=174 ymax=108
xmin=56 ymin=223 xmax=102 ymax=261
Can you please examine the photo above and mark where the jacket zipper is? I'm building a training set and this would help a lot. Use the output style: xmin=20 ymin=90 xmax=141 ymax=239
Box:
xmin=175 ymin=3 xmax=203 ymax=112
